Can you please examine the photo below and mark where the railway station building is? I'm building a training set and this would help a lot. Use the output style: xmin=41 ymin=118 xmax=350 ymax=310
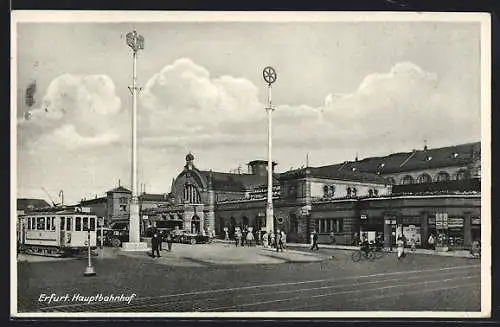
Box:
xmin=143 ymin=141 xmax=482 ymax=250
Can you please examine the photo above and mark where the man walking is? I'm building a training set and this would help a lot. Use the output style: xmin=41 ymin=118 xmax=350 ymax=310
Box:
xmin=151 ymin=233 xmax=160 ymax=258
xmin=166 ymin=232 xmax=173 ymax=252
xmin=310 ymin=231 xmax=319 ymax=251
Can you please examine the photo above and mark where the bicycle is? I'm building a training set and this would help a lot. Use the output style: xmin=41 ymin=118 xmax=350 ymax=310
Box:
xmin=351 ymin=248 xmax=375 ymax=262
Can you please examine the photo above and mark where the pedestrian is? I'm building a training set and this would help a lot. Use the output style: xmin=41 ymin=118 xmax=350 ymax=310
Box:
xmin=262 ymin=231 xmax=269 ymax=248
xmin=151 ymin=233 xmax=160 ymax=258
xmin=241 ymin=229 xmax=246 ymax=247
xmin=158 ymin=231 xmax=163 ymax=251
xmin=166 ymin=232 xmax=173 ymax=252
xmin=276 ymin=231 xmax=283 ymax=252
xmin=396 ymin=236 xmax=404 ymax=260
xmin=225 ymin=229 xmax=229 ymax=241
xmin=246 ymin=230 xmax=254 ymax=247
xmin=410 ymin=238 xmax=416 ymax=252
xmin=310 ymin=231 xmax=319 ymax=251
xmin=390 ymin=231 xmax=396 ymax=251
xmin=428 ymin=234 xmax=435 ymax=250
xmin=281 ymin=230 xmax=287 ymax=250
xmin=235 ymin=230 xmax=241 ymax=247
xmin=330 ymin=231 xmax=336 ymax=245
xmin=270 ymin=231 xmax=275 ymax=249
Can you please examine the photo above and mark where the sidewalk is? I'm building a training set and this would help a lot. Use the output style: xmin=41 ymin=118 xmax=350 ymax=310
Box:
xmin=213 ymin=239 xmax=477 ymax=258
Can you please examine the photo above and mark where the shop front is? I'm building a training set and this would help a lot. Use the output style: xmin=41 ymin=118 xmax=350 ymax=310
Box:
xmin=359 ymin=214 xmax=384 ymax=244
xmin=398 ymin=216 xmax=422 ymax=248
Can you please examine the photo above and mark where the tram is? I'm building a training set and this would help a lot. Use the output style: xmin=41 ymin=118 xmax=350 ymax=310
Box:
xmin=17 ymin=207 xmax=97 ymax=257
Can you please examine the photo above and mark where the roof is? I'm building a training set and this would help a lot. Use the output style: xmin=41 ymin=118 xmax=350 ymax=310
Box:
xmin=106 ymin=186 xmax=131 ymax=194
xmin=17 ymin=198 xmax=51 ymax=211
xmin=138 ymin=193 xmax=172 ymax=202
xmin=81 ymin=197 xmax=107 ymax=205
xmin=307 ymin=166 xmax=388 ymax=184
xmin=248 ymin=160 xmax=277 ymax=166
xmin=314 ymin=142 xmax=480 ymax=176
xmin=199 ymin=171 xmax=280 ymax=192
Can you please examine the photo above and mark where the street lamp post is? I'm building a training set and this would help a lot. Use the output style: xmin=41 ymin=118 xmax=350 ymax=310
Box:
xmin=263 ymin=67 xmax=277 ymax=234
xmin=122 ymin=30 xmax=148 ymax=251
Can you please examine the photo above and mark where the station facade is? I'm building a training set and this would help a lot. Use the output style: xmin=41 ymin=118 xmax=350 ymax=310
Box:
xmin=143 ymin=142 xmax=482 ymax=249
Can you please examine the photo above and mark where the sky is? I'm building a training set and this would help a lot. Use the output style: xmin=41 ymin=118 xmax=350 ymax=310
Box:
xmin=14 ymin=15 xmax=484 ymax=205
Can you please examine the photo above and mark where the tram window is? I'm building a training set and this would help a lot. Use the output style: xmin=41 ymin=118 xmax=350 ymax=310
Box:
xmin=75 ymin=217 xmax=82 ymax=231
xmin=51 ymin=217 xmax=56 ymax=230
xmin=60 ymin=217 xmax=65 ymax=231
xmin=37 ymin=217 xmax=45 ymax=230
xmin=27 ymin=218 xmax=31 ymax=230
xmin=90 ymin=217 xmax=96 ymax=231
xmin=46 ymin=217 xmax=51 ymax=230
xmin=31 ymin=217 xmax=36 ymax=230
xmin=66 ymin=217 xmax=72 ymax=231
xmin=83 ymin=217 xmax=89 ymax=231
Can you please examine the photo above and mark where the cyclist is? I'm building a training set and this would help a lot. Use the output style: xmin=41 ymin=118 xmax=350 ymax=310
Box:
xmin=360 ymin=234 xmax=370 ymax=256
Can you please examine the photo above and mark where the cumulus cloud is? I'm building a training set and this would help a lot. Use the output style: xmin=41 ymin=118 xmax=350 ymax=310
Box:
xmin=137 ymin=59 xmax=479 ymax=155
xmin=18 ymin=74 xmax=126 ymax=151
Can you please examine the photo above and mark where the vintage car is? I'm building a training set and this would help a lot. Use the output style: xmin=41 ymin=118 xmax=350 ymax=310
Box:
xmin=107 ymin=221 xmax=130 ymax=247
xmin=172 ymin=229 xmax=210 ymax=245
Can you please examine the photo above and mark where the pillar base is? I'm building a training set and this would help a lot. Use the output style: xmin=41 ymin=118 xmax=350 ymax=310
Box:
xmin=84 ymin=266 xmax=96 ymax=277
xmin=121 ymin=242 xmax=150 ymax=252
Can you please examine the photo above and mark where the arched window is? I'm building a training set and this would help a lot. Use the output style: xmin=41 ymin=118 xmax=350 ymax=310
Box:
xmin=455 ymin=169 xmax=467 ymax=181
xmin=400 ymin=175 xmax=414 ymax=185
xmin=346 ymin=187 xmax=352 ymax=197
xmin=417 ymin=173 xmax=432 ymax=184
xmin=368 ymin=189 xmax=374 ymax=197
xmin=435 ymin=171 xmax=450 ymax=182
xmin=183 ymin=184 xmax=201 ymax=204
xmin=385 ymin=177 xmax=396 ymax=185
xmin=352 ymin=188 xmax=358 ymax=196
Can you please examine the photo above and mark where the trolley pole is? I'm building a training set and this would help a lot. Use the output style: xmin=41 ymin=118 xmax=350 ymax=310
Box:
xmin=262 ymin=66 xmax=277 ymax=235
xmin=84 ymin=228 xmax=96 ymax=276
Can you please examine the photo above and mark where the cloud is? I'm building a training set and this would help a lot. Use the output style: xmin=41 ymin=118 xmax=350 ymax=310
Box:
xmin=137 ymin=59 xmax=479 ymax=157
xmin=18 ymin=74 xmax=126 ymax=151
xmin=17 ymin=59 xmax=480 ymax=203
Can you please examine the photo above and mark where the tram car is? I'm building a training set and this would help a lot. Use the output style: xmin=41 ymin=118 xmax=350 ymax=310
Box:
xmin=18 ymin=207 xmax=98 ymax=257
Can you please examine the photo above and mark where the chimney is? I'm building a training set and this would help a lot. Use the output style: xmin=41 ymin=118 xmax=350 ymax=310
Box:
xmin=424 ymin=140 xmax=428 ymax=151
xmin=355 ymin=152 xmax=358 ymax=162
xmin=118 ymin=179 xmax=121 ymax=187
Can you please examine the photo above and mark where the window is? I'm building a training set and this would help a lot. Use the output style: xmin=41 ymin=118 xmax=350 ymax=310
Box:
xmin=183 ymin=184 xmax=201 ymax=204
xmin=31 ymin=217 xmax=36 ymax=230
xmin=368 ymin=189 xmax=374 ymax=197
xmin=323 ymin=185 xmax=335 ymax=198
xmin=374 ymin=189 xmax=379 ymax=196
xmin=315 ymin=219 xmax=344 ymax=233
xmin=75 ymin=217 xmax=82 ymax=231
xmin=455 ymin=170 xmax=467 ymax=181
xmin=83 ymin=217 xmax=89 ymax=231
xmin=401 ymin=175 xmax=414 ymax=185
xmin=435 ymin=171 xmax=450 ymax=182
xmin=36 ymin=217 xmax=45 ymax=230
xmin=119 ymin=204 xmax=127 ymax=212
xmin=417 ymin=173 xmax=432 ymax=184
xmin=385 ymin=177 xmax=396 ymax=185
xmin=352 ymin=188 xmax=358 ymax=197
xmin=60 ymin=217 xmax=65 ymax=231
xmin=27 ymin=218 xmax=32 ymax=230
xmin=51 ymin=217 xmax=56 ymax=231
xmin=46 ymin=217 xmax=51 ymax=230
xmin=347 ymin=187 xmax=352 ymax=197
xmin=90 ymin=217 xmax=96 ymax=231
xmin=119 ymin=197 xmax=128 ymax=204
xmin=66 ymin=217 xmax=72 ymax=231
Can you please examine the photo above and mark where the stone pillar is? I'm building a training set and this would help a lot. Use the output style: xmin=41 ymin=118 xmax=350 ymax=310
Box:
xmin=463 ymin=213 xmax=472 ymax=247
xmin=421 ymin=211 xmax=428 ymax=248
xmin=206 ymin=170 xmax=216 ymax=236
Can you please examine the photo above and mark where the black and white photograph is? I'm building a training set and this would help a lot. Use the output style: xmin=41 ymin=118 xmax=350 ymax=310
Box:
xmin=11 ymin=11 xmax=491 ymax=318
